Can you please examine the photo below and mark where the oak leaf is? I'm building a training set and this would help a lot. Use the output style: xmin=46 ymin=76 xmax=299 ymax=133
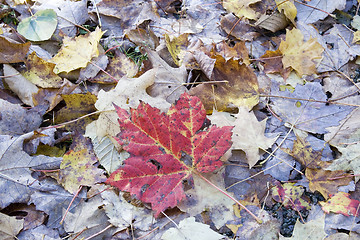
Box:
xmin=106 ymin=93 xmax=233 ymax=216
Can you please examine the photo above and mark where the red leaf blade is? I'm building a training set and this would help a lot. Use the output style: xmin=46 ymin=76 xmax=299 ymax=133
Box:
xmin=107 ymin=92 xmax=233 ymax=216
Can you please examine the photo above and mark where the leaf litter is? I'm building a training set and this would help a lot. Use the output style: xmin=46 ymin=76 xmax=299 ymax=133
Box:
xmin=0 ymin=0 xmax=360 ymax=239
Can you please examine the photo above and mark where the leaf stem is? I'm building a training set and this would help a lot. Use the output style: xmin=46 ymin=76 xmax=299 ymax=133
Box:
xmin=195 ymin=171 xmax=263 ymax=224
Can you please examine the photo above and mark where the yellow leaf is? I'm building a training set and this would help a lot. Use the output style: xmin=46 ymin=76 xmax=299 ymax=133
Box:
xmin=165 ymin=33 xmax=189 ymax=66
xmin=23 ymin=52 xmax=64 ymax=88
xmin=353 ymin=30 xmax=360 ymax=43
xmin=54 ymin=92 xmax=98 ymax=133
xmin=275 ymin=0 xmax=297 ymax=24
xmin=223 ymin=0 xmax=261 ymax=20
xmin=52 ymin=27 xmax=105 ymax=74
xmin=279 ymin=28 xmax=324 ymax=76
xmin=13 ymin=0 xmax=26 ymax=5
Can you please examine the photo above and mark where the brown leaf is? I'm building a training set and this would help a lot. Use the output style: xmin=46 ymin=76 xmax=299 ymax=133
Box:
xmin=306 ymin=168 xmax=352 ymax=198
xmin=0 ymin=36 xmax=30 ymax=63
xmin=260 ymin=49 xmax=291 ymax=79
xmin=54 ymin=92 xmax=98 ymax=133
xmin=190 ymin=55 xmax=259 ymax=113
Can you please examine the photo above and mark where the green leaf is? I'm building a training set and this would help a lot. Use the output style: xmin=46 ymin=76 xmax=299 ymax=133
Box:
xmin=17 ymin=9 xmax=57 ymax=41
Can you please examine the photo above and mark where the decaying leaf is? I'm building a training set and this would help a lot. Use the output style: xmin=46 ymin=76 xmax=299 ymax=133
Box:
xmin=260 ymin=49 xmax=291 ymax=78
xmin=271 ymin=181 xmax=310 ymax=211
xmin=0 ymin=99 xmax=44 ymax=135
xmin=23 ymin=52 xmax=64 ymax=88
xmin=91 ymin=51 xmax=138 ymax=84
xmin=286 ymin=136 xmax=352 ymax=198
xmin=255 ymin=11 xmax=289 ymax=33
xmin=0 ymin=36 xmax=30 ymax=63
xmin=0 ymin=132 xmax=62 ymax=209
xmin=275 ymin=0 xmax=296 ymax=24
xmin=190 ymin=56 xmax=259 ymax=113
xmin=165 ymin=33 xmax=189 ymax=66
xmin=106 ymin=92 xmax=233 ymax=216
xmin=295 ymin=0 xmax=346 ymax=24
xmin=271 ymin=81 xmax=353 ymax=134
xmin=326 ymin=143 xmax=360 ymax=182
xmin=0 ymin=212 xmax=24 ymax=239
xmin=54 ymin=92 xmax=98 ymax=133
xmin=3 ymin=64 xmax=39 ymax=107
xmin=101 ymin=189 xmax=153 ymax=231
xmin=59 ymin=134 xmax=106 ymax=194
xmin=85 ymin=121 xmax=128 ymax=174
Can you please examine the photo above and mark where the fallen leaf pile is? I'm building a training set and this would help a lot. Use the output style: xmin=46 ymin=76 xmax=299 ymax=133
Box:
xmin=0 ymin=0 xmax=360 ymax=239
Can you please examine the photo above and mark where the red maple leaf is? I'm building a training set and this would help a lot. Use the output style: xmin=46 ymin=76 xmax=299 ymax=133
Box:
xmin=106 ymin=92 xmax=233 ymax=216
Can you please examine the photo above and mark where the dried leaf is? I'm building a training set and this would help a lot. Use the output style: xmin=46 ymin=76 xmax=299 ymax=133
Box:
xmin=223 ymin=0 xmax=261 ymax=20
xmin=3 ymin=64 xmax=39 ymax=107
xmin=165 ymin=33 xmax=189 ymax=66
xmin=255 ymin=11 xmax=289 ymax=32
xmin=209 ymin=108 xmax=278 ymax=168
xmin=275 ymin=0 xmax=296 ymax=24
xmin=59 ymin=134 xmax=106 ymax=194
xmin=190 ymin=56 xmax=259 ymax=113
xmin=306 ymin=168 xmax=352 ymax=198
xmin=279 ymin=28 xmax=324 ymax=76
xmin=23 ymin=52 xmax=64 ymax=88
xmin=326 ymin=143 xmax=360 ymax=182
xmin=54 ymin=92 xmax=98 ymax=133
xmin=51 ymin=27 xmax=105 ymax=74
xmin=0 ymin=36 xmax=30 ymax=63
xmin=161 ymin=217 xmax=224 ymax=240
xmin=0 ymin=212 xmax=24 ymax=239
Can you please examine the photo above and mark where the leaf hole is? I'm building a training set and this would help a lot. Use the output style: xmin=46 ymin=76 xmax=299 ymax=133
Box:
xmin=148 ymin=159 xmax=162 ymax=171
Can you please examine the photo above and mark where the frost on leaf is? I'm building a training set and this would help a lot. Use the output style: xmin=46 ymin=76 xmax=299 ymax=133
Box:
xmin=106 ymin=92 xmax=233 ymax=216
